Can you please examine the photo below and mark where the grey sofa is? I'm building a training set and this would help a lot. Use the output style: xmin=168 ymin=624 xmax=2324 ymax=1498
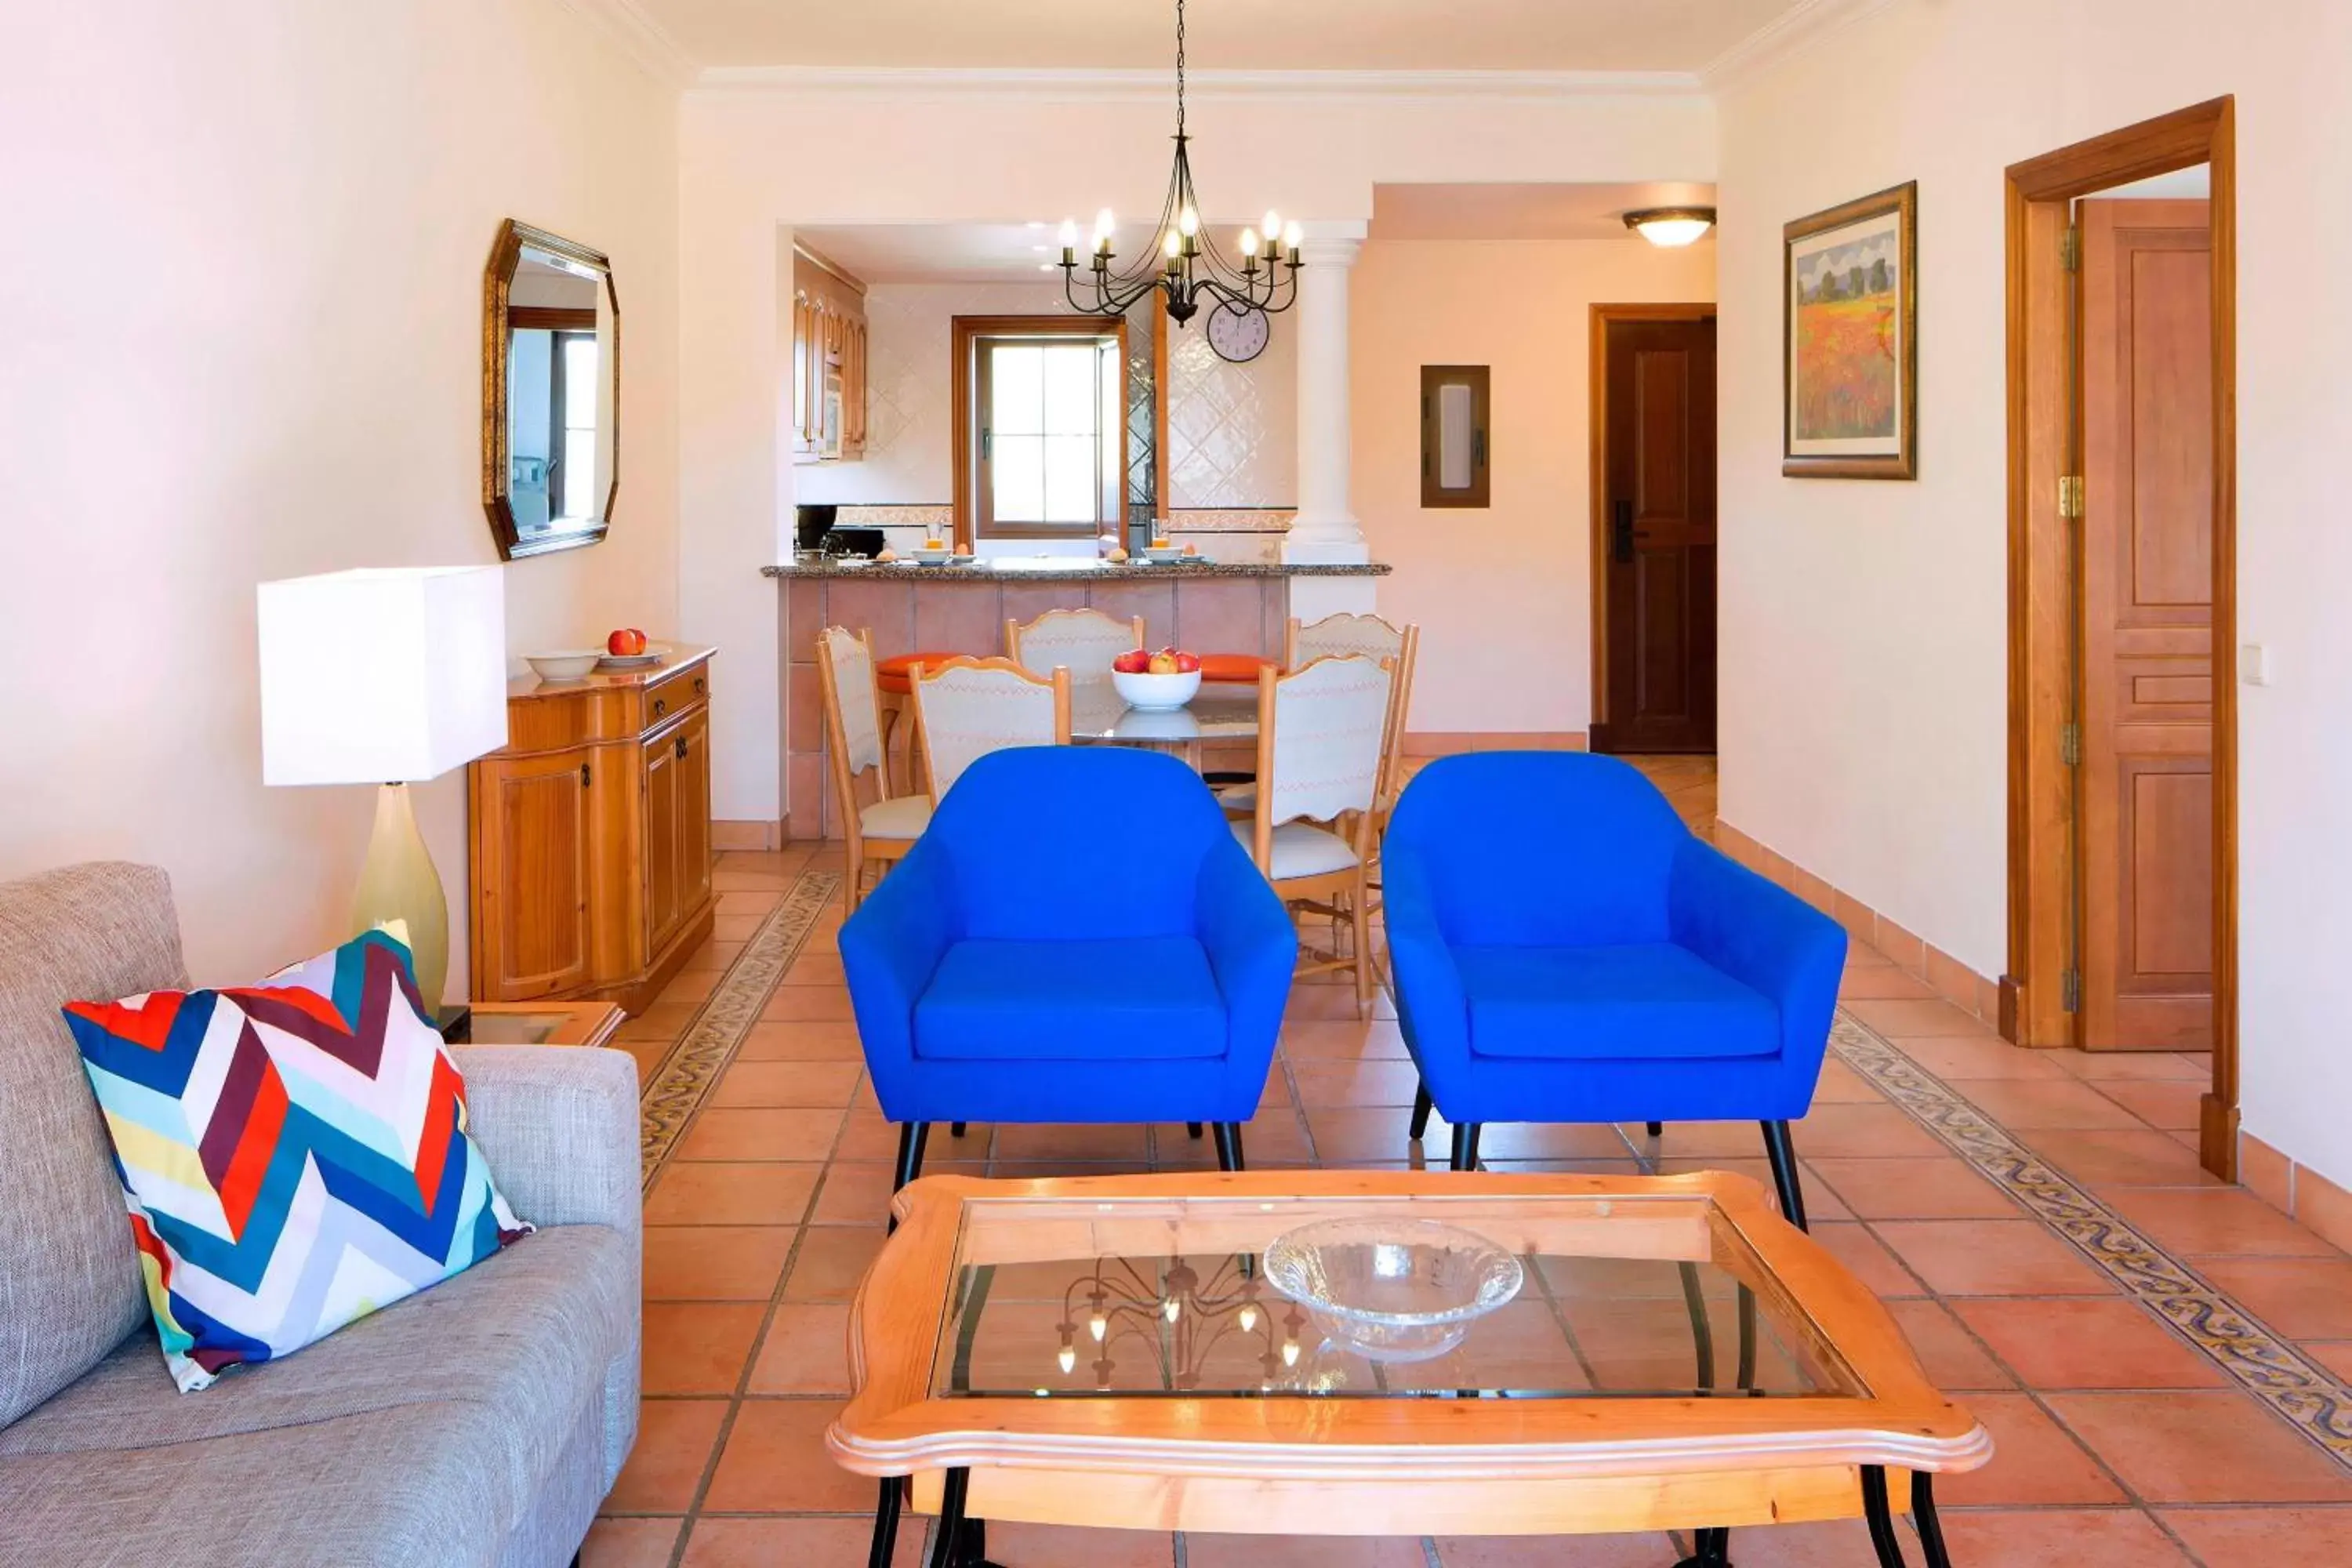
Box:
xmin=0 ymin=863 xmax=641 ymax=1567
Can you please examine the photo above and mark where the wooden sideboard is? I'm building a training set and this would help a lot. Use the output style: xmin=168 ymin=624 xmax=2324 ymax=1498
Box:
xmin=467 ymin=644 xmax=717 ymax=1014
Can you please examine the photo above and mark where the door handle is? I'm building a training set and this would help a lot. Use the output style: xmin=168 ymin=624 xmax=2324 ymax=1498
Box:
xmin=579 ymin=762 xmax=590 ymax=787
xmin=1613 ymin=500 xmax=1635 ymax=564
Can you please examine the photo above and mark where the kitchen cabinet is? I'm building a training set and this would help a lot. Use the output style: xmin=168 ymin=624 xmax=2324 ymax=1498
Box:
xmin=468 ymin=647 xmax=717 ymax=1014
xmin=793 ymin=245 xmax=868 ymax=463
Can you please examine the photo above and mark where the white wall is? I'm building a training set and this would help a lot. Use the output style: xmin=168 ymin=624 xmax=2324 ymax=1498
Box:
xmin=680 ymin=84 xmax=1718 ymax=824
xmin=1353 ymin=238 xmax=1716 ymax=735
xmin=1713 ymin=0 xmax=2352 ymax=1186
xmin=0 ymin=0 xmax=680 ymax=993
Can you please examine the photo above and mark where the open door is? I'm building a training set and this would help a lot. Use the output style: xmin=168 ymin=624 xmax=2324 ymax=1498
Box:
xmin=2077 ymin=198 xmax=2216 ymax=1051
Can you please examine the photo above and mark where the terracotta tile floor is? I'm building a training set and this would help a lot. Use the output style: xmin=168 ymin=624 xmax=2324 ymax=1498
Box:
xmin=585 ymin=756 xmax=2352 ymax=1567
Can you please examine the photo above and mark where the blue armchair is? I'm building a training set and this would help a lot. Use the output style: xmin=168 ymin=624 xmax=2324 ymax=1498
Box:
xmin=1385 ymin=753 xmax=1847 ymax=1225
xmin=840 ymin=746 xmax=1297 ymax=1187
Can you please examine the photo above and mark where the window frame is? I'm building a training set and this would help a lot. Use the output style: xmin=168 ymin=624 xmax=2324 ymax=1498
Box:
xmin=952 ymin=314 xmax=1128 ymax=546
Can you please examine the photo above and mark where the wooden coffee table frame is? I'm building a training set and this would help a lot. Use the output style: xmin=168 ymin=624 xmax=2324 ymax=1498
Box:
xmin=832 ymin=1171 xmax=1991 ymax=1568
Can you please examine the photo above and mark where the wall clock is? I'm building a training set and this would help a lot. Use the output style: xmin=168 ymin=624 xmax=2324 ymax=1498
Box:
xmin=1205 ymin=300 xmax=1270 ymax=363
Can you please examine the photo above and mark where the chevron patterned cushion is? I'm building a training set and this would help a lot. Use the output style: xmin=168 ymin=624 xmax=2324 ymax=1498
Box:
xmin=60 ymin=931 xmax=532 ymax=1392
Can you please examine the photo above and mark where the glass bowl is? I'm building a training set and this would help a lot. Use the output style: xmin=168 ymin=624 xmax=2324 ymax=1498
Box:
xmin=1262 ymin=1218 xmax=1525 ymax=1363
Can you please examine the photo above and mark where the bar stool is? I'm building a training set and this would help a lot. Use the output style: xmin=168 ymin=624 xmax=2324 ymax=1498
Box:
xmin=873 ymin=646 xmax=961 ymax=796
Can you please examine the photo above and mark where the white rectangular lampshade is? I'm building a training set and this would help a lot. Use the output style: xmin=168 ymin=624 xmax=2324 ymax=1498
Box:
xmin=258 ymin=566 xmax=510 ymax=786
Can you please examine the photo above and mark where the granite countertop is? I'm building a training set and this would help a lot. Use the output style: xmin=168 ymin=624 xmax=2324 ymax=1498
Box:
xmin=762 ymin=559 xmax=1390 ymax=581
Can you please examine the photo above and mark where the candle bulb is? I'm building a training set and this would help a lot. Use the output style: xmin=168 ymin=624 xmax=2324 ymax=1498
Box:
xmin=1094 ymin=207 xmax=1116 ymax=238
xmin=1262 ymin=211 xmax=1281 ymax=253
xmin=1058 ymin=218 xmax=1078 ymax=265
xmin=1163 ymin=230 xmax=1182 ymax=274
xmin=1178 ymin=206 xmax=1200 ymax=237
xmin=1283 ymin=220 xmax=1303 ymax=259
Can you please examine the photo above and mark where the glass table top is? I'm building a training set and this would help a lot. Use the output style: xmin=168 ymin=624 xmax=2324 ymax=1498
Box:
xmin=1067 ymin=691 xmax=1260 ymax=744
xmin=927 ymin=1192 xmax=1861 ymax=1403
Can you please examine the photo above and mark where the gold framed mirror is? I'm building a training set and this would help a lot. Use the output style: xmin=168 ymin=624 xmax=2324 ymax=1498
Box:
xmin=483 ymin=220 xmax=619 ymax=560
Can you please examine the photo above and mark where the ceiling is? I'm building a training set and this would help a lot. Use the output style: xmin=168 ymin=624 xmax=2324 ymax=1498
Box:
xmin=1371 ymin=183 xmax=1717 ymax=243
xmin=803 ymin=182 xmax=1715 ymax=284
xmin=636 ymin=0 xmax=1801 ymax=73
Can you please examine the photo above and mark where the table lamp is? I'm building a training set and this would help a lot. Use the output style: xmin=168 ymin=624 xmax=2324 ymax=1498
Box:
xmin=257 ymin=566 xmax=509 ymax=1015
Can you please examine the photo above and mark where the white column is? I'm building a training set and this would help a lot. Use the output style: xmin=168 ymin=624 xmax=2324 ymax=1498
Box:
xmin=1283 ymin=223 xmax=1369 ymax=567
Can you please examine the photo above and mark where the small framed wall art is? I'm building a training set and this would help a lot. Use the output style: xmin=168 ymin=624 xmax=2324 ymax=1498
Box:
xmin=1784 ymin=180 xmax=1918 ymax=479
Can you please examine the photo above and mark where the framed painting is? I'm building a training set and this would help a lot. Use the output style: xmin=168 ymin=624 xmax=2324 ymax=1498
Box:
xmin=1784 ymin=181 xmax=1917 ymax=479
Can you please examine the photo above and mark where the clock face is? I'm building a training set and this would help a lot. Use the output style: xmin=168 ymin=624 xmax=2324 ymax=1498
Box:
xmin=1206 ymin=301 xmax=1270 ymax=364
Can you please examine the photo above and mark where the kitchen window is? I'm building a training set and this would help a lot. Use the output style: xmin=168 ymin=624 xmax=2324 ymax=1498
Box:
xmin=954 ymin=316 xmax=1127 ymax=542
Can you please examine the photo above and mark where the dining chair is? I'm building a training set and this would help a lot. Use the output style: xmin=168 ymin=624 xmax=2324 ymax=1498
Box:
xmin=872 ymin=645 xmax=963 ymax=795
xmin=815 ymin=626 xmax=933 ymax=913
xmin=1237 ymin=654 xmax=1394 ymax=1015
xmin=1005 ymin=608 xmax=1146 ymax=691
xmin=908 ymin=655 xmax=1074 ymax=799
xmin=1384 ymin=753 xmax=1847 ymax=1225
xmin=1222 ymin=619 xmax=1418 ymax=827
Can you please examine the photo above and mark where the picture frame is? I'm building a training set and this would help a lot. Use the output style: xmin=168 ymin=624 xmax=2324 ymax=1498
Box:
xmin=1784 ymin=180 xmax=1918 ymax=479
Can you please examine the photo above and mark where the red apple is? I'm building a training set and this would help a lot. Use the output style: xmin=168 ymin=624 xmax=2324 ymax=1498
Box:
xmin=1173 ymin=651 xmax=1200 ymax=673
xmin=1113 ymin=649 xmax=1152 ymax=674
xmin=608 ymin=627 xmax=648 ymax=656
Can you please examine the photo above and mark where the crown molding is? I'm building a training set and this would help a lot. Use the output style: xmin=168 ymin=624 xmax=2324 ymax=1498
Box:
xmin=688 ymin=66 xmax=1705 ymax=103
xmin=1700 ymin=0 xmax=1898 ymax=93
xmin=557 ymin=0 xmax=698 ymax=89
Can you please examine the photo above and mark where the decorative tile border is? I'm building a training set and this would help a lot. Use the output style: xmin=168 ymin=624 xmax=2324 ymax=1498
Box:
xmin=1831 ymin=1012 xmax=2352 ymax=1468
xmin=638 ymin=870 xmax=840 ymax=1187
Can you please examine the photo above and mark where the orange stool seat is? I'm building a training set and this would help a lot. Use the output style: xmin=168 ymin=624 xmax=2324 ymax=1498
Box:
xmin=1198 ymin=653 xmax=1272 ymax=684
xmin=875 ymin=652 xmax=963 ymax=695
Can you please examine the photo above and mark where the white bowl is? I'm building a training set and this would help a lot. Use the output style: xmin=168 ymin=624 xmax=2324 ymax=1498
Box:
xmin=1144 ymin=546 xmax=1187 ymax=563
xmin=524 ymin=650 xmax=602 ymax=682
xmin=913 ymin=547 xmax=953 ymax=564
xmin=1111 ymin=666 xmax=1203 ymax=712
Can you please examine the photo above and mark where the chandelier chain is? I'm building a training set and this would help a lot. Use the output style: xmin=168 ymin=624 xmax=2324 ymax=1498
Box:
xmin=1174 ymin=0 xmax=1185 ymax=137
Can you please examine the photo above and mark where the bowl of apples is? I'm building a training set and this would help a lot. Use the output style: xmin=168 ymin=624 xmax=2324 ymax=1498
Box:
xmin=1111 ymin=647 xmax=1203 ymax=711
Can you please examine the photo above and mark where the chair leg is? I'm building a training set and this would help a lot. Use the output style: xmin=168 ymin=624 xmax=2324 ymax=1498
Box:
xmin=1350 ymin=870 xmax=1374 ymax=1019
xmin=1213 ymin=1123 xmax=1245 ymax=1171
xmin=1408 ymin=1083 xmax=1434 ymax=1141
xmin=1646 ymin=1120 xmax=1664 ymax=1138
xmin=1759 ymin=1120 xmax=1809 ymax=1232
xmin=1448 ymin=1121 xmax=1482 ymax=1171
xmin=893 ymin=1123 xmax=930 ymax=1192
xmin=949 ymin=1122 xmax=967 ymax=1138
xmin=1187 ymin=1122 xmax=1204 ymax=1138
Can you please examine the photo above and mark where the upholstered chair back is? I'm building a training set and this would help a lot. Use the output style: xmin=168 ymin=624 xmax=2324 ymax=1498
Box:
xmin=921 ymin=747 xmax=1230 ymax=942
xmin=1005 ymin=608 xmax=1145 ymax=690
xmin=817 ymin=626 xmax=884 ymax=778
xmin=910 ymin=656 xmax=1073 ymax=798
xmin=1260 ymin=655 xmax=1392 ymax=829
xmin=1386 ymin=752 xmax=1691 ymax=949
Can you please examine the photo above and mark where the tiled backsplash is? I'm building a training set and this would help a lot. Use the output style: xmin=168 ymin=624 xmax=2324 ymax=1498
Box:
xmin=1166 ymin=328 xmax=1297 ymax=509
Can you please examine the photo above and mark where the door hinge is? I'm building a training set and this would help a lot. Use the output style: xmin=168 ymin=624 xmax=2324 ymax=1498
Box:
xmin=2061 ymin=967 xmax=2082 ymax=1014
xmin=2060 ymin=722 xmax=2082 ymax=768
xmin=2057 ymin=474 xmax=2085 ymax=519
xmin=2061 ymin=225 xmax=2082 ymax=272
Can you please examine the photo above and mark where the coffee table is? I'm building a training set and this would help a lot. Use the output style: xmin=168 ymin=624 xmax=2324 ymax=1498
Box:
xmin=831 ymin=1171 xmax=1990 ymax=1568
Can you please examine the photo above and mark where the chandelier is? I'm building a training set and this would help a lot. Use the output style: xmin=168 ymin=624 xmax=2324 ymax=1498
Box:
xmin=1056 ymin=0 xmax=1302 ymax=327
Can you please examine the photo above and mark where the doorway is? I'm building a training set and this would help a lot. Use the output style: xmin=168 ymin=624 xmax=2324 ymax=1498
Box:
xmin=2004 ymin=100 xmax=2238 ymax=1178
xmin=1588 ymin=305 xmax=1719 ymax=755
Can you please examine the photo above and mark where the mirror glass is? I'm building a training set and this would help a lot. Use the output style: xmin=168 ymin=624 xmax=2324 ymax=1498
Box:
xmin=485 ymin=222 xmax=617 ymax=560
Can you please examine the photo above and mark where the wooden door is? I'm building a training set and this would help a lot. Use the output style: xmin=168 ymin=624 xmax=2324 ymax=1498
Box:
xmin=472 ymin=749 xmax=593 ymax=1000
xmin=1595 ymin=315 xmax=1718 ymax=753
xmin=675 ymin=707 xmax=713 ymax=922
xmin=2078 ymin=198 xmax=2213 ymax=1050
xmin=642 ymin=724 xmax=682 ymax=952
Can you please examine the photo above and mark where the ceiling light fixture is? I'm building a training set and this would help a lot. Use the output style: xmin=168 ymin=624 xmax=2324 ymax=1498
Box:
xmin=1624 ymin=207 xmax=1718 ymax=248
xmin=1057 ymin=0 xmax=1300 ymax=327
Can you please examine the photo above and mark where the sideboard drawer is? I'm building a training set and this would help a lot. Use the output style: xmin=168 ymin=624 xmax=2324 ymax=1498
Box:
xmin=642 ymin=663 xmax=711 ymax=733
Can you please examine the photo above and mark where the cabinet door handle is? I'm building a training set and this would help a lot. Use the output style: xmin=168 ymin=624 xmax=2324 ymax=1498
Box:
xmin=579 ymin=762 xmax=591 ymax=787
xmin=675 ymin=736 xmax=688 ymax=760
xmin=653 ymin=697 xmax=668 ymax=717
xmin=694 ymin=677 xmax=706 ymax=695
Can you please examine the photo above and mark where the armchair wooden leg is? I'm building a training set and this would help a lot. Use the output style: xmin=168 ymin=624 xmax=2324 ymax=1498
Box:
xmin=1213 ymin=1123 xmax=1245 ymax=1171
xmin=1759 ymin=1120 xmax=1809 ymax=1232
xmin=1409 ymin=1083 xmax=1434 ymax=1141
xmin=1448 ymin=1121 xmax=1482 ymax=1171
xmin=893 ymin=1122 xmax=930 ymax=1192
xmin=1187 ymin=1122 xmax=1204 ymax=1138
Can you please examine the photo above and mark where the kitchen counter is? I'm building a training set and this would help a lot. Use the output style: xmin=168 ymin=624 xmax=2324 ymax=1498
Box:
xmin=774 ymin=558 xmax=1383 ymax=839
xmin=761 ymin=558 xmax=1388 ymax=581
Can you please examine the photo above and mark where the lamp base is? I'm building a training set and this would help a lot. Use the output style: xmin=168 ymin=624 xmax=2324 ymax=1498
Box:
xmin=351 ymin=782 xmax=451 ymax=1014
